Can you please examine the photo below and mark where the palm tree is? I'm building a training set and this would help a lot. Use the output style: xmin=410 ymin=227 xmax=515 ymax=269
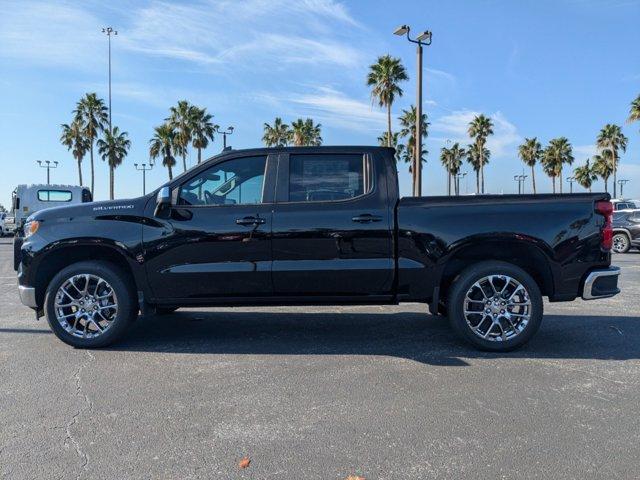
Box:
xmin=466 ymin=142 xmax=490 ymax=194
xmin=468 ymin=115 xmax=493 ymax=194
xmin=191 ymin=107 xmax=217 ymax=164
xmin=291 ymin=118 xmax=322 ymax=146
xmin=543 ymin=138 xmax=573 ymax=193
xmin=366 ymin=55 xmax=408 ymax=147
xmin=592 ymin=151 xmax=614 ymax=193
xmin=573 ymin=160 xmax=597 ymax=192
xmin=74 ymin=93 xmax=108 ymax=196
xmin=97 ymin=127 xmax=131 ymax=200
xmin=441 ymin=143 xmax=466 ymax=195
xmin=628 ymin=94 xmax=640 ymax=131
xmin=263 ymin=117 xmax=291 ymax=147
xmin=399 ymin=105 xmax=428 ymax=185
xmin=518 ymin=137 xmax=542 ymax=194
xmin=149 ymin=123 xmax=178 ymax=180
xmin=596 ymin=124 xmax=627 ymax=198
xmin=167 ymin=100 xmax=196 ymax=172
xmin=60 ymin=119 xmax=88 ymax=186
xmin=378 ymin=131 xmax=405 ymax=163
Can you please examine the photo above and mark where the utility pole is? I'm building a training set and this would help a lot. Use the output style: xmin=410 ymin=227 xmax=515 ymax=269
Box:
xmin=394 ymin=25 xmax=432 ymax=196
xmin=617 ymin=179 xmax=629 ymax=197
xmin=567 ymin=176 xmax=576 ymax=194
xmin=134 ymin=163 xmax=153 ymax=195
xmin=102 ymin=26 xmax=117 ymax=132
xmin=37 ymin=160 xmax=59 ymax=185
xmin=216 ymin=126 xmax=234 ymax=150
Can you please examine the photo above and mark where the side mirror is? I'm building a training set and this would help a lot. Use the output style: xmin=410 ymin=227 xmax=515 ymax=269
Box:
xmin=154 ymin=186 xmax=171 ymax=217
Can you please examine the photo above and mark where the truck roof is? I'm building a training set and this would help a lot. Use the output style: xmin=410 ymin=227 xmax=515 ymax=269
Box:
xmin=203 ymin=145 xmax=395 ymax=163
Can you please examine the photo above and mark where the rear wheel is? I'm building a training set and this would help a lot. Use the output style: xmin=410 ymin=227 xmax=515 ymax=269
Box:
xmin=612 ymin=233 xmax=630 ymax=253
xmin=45 ymin=261 xmax=137 ymax=348
xmin=447 ymin=261 xmax=543 ymax=351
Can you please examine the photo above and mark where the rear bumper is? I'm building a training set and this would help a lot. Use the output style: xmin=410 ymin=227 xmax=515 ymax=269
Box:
xmin=582 ymin=266 xmax=620 ymax=300
xmin=18 ymin=285 xmax=37 ymax=308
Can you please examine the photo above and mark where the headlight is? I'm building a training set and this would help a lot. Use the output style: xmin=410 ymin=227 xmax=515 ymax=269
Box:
xmin=24 ymin=220 xmax=40 ymax=238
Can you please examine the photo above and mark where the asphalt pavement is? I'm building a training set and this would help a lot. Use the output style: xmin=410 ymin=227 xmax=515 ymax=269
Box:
xmin=1 ymin=239 xmax=639 ymax=480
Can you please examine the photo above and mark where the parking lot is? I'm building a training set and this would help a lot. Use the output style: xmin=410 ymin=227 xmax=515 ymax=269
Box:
xmin=0 ymin=239 xmax=638 ymax=480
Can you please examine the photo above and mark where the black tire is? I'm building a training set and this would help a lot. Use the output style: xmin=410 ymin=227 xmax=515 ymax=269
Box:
xmin=447 ymin=261 xmax=543 ymax=352
xmin=156 ymin=306 xmax=178 ymax=315
xmin=45 ymin=261 xmax=137 ymax=348
xmin=612 ymin=233 xmax=630 ymax=254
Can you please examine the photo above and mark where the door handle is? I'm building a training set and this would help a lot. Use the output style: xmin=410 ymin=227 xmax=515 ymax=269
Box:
xmin=236 ymin=216 xmax=265 ymax=226
xmin=352 ymin=214 xmax=383 ymax=223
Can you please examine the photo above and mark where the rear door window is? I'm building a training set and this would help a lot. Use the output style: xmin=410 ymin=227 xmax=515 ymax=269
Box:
xmin=287 ymin=154 xmax=372 ymax=202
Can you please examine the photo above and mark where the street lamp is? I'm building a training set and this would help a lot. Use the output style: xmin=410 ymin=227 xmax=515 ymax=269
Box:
xmin=134 ymin=163 xmax=153 ymax=195
xmin=216 ymin=126 xmax=234 ymax=150
xmin=394 ymin=24 xmax=432 ymax=197
xmin=37 ymin=160 xmax=59 ymax=185
xmin=566 ymin=176 xmax=576 ymax=194
xmin=617 ymin=179 xmax=629 ymax=197
xmin=454 ymin=172 xmax=467 ymax=196
xmin=514 ymin=173 xmax=528 ymax=194
xmin=102 ymin=26 xmax=117 ymax=132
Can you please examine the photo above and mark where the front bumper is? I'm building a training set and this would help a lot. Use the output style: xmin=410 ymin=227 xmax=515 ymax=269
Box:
xmin=18 ymin=285 xmax=37 ymax=308
xmin=582 ymin=266 xmax=620 ymax=300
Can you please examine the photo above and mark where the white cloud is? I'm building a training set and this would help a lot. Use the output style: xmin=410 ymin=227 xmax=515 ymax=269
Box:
xmin=573 ymin=144 xmax=598 ymax=160
xmin=431 ymin=110 xmax=521 ymax=158
xmin=119 ymin=0 xmax=364 ymax=68
xmin=0 ymin=1 xmax=102 ymax=68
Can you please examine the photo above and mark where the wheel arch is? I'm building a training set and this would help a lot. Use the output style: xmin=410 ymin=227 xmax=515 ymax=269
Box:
xmin=437 ymin=237 xmax=555 ymax=304
xmin=33 ymin=242 xmax=142 ymax=308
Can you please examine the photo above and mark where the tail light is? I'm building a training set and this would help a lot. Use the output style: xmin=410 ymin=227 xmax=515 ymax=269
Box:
xmin=595 ymin=200 xmax=613 ymax=251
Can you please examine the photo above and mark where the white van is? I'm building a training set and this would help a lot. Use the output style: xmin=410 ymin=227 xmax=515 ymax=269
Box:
xmin=11 ymin=184 xmax=92 ymax=234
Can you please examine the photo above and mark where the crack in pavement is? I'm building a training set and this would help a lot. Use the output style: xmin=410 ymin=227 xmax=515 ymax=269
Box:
xmin=64 ymin=350 xmax=95 ymax=480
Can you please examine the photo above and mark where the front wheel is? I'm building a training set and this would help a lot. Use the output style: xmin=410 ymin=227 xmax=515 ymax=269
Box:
xmin=45 ymin=261 xmax=137 ymax=348
xmin=447 ymin=261 xmax=543 ymax=351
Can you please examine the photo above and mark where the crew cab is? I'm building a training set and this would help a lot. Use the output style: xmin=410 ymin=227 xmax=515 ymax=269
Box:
xmin=14 ymin=146 xmax=620 ymax=351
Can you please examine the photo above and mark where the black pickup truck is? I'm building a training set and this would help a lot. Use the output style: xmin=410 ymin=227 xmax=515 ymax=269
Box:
xmin=15 ymin=146 xmax=620 ymax=351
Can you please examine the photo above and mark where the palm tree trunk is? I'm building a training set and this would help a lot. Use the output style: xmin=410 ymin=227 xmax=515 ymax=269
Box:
xmin=90 ymin=142 xmax=95 ymax=196
xmin=168 ymin=164 xmax=173 ymax=180
xmin=77 ymin=157 xmax=83 ymax=186
xmin=604 ymin=177 xmax=608 ymax=193
xmin=531 ymin=165 xmax=536 ymax=194
xmin=182 ymin=153 xmax=187 ymax=172
xmin=447 ymin=171 xmax=451 ymax=196
xmin=476 ymin=171 xmax=480 ymax=194
xmin=552 ymin=176 xmax=556 ymax=194
xmin=386 ymin=104 xmax=392 ymax=148
xmin=612 ymin=150 xmax=617 ymax=198
xmin=559 ymin=165 xmax=563 ymax=193
xmin=109 ymin=165 xmax=114 ymax=200
xmin=197 ymin=148 xmax=202 ymax=164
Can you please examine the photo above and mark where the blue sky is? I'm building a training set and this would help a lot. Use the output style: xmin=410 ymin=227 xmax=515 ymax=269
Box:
xmin=0 ymin=0 xmax=639 ymax=207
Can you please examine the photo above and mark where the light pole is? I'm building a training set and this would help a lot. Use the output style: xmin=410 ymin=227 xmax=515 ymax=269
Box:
xmin=216 ymin=126 xmax=234 ymax=150
xmin=567 ymin=176 xmax=576 ymax=194
xmin=617 ymin=179 xmax=629 ymax=197
xmin=394 ymin=25 xmax=432 ymax=197
xmin=455 ymin=172 xmax=467 ymax=196
xmin=37 ymin=160 xmax=59 ymax=185
xmin=102 ymin=26 xmax=117 ymax=132
xmin=514 ymin=173 xmax=528 ymax=194
xmin=134 ymin=163 xmax=153 ymax=195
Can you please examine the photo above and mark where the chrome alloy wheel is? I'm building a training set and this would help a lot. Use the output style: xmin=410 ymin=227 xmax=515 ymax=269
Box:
xmin=463 ymin=275 xmax=531 ymax=342
xmin=54 ymin=274 xmax=118 ymax=338
xmin=612 ymin=234 xmax=629 ymax=253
